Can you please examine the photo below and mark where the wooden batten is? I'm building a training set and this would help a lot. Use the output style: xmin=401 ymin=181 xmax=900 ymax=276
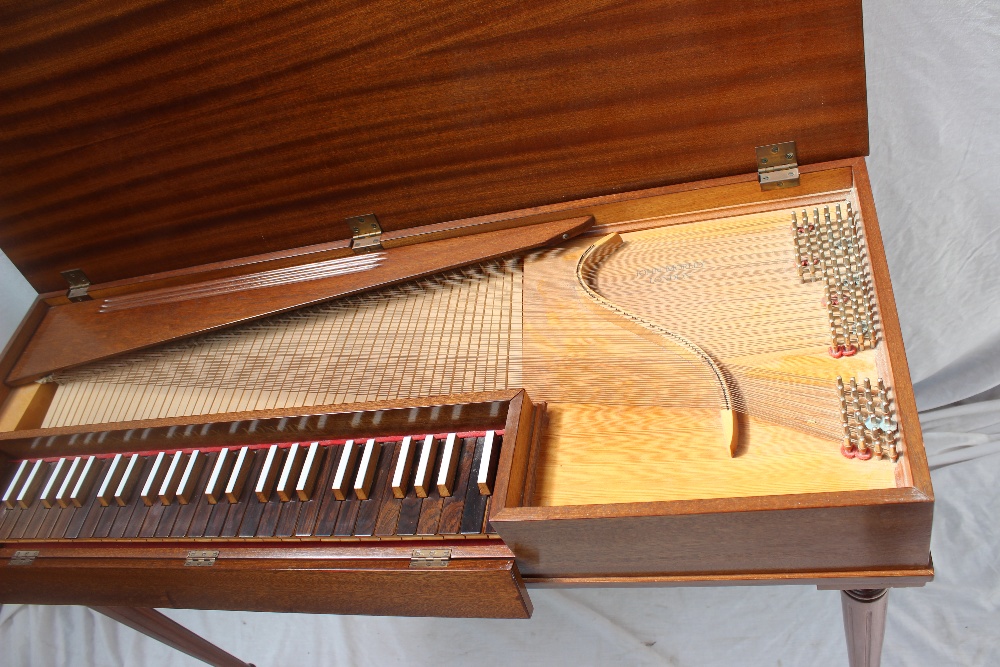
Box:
xmin=0 ymin=543 xmax=532 ymax=618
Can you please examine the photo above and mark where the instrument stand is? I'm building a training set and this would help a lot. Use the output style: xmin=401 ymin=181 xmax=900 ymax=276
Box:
xmin=840 ymin=588 xmax=889 ymax=667
xmin=86 ymin=588 xmax=890 ymax=667
xmin=89 ymin=606 xmax=254 ymax=667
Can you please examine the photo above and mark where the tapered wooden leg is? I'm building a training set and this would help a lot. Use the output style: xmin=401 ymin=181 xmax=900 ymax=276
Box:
xmin=90 ymin=606 xmax=253 ymax=667
xmin=840 ymin=589 xmax=889 ymax=667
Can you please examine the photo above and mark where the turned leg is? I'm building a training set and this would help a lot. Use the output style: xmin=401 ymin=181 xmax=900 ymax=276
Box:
xmin=840 ymin=589 xmax=889 ymax=667
xmin=90 ymin=606 xmax=253 ymax=667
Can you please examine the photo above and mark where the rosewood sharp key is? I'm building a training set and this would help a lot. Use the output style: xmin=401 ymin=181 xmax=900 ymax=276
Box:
xmin=353 ymin=439 xmax=381 ymax=501
xmin=176 ymin=450 xmax=206 ymax=505
xmin=2 ymin=460 xmax=31 ymax=509
xmin=224 ymin=447 xmax=252 ymax=503
xmin=294 ymin=442 xmax=324 ymax=501
xmin=413 ymin=435 xmax=438 ymax=498
xmin=331 ymin=440 xmax=359 ymax=501
xmin=276 ymin=443 xmax=305 ymax=502
xmin=55 ymin=457 xmax=83 ymax=508
xmin=69 ymin=456 xmax=100 ymax=508
xmin=391 ymin=436 xmax=415 ymax=499
xmin=436 ymin=433 xmax=460 ymax=497
xmin=39 ymin=458 xmax=70 ymax=509
xmin=17 ymin=460 xmax=49 ymax=509
xmin=140 ymin=452 xmax=168 ymax=506
xmin=114 ymin=454 xmax=143 ymax=506
xmin=158 ymin=451 xmax=187 ymax=505
xmin=96 ymin=454 xmax=127 ymax=507
xmin=205 ymin=448 xmax=234 ymax=504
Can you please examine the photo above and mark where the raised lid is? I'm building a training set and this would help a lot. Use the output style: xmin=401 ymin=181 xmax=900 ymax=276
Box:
xmin=0 ymin=0 xmax=867 ymax=293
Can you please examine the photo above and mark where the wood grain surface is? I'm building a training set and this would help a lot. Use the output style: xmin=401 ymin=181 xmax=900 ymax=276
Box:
xmin=0 ymin=550 xmax=532 ymax=618
xmin=7 ymin=216 xmax=590 ymax=384
xmin=0 ymin=0 xmax=867 ymax=293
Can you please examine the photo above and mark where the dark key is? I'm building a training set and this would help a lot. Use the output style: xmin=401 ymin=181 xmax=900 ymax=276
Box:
xmin=220 ymin=450 xmax=265 ymax=538
xmin=294 ymin=444 xmax=336 ymax=537
xmin=253 ymin=486 xmax=284 ymax=538
xmin=311 ymin=445 xmax=344 ymax=537
xmin=462 ymin=437 xmax=491 ymax=535
xmin=394 ymin=472 xmax=424 ymax=537
xmin=66 ymin=458 xmax=111 ymax=539
xmin=353 ymin=441 xmax=395 ymax=537
xmin=438 ymin=437 xmax=476 ymax=534
xmin=171 ymin=452 xmax=217 ymax=538
xmin=152 ymin=499 xmax=182 ymax=538
xmin=188 ymin=453 xmax=224 ymax=538
xmin=23 ymin=500 xmax=52 ymax=540
xmin=9 ymin=499 xmax=45 ymax=540
xmin=272 ymin=496 xmax=301 ymax=538
xmin=109 ymin=457 xmax=154 ymax=539
xmin=375 ymin=441 xmax=407 ymax=537
xmin=33 ymin=501 xmax=63 ymax=540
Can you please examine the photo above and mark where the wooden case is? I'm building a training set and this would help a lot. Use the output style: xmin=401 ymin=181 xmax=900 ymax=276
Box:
xmin=0 ymin=0 xmax=931 ymax=622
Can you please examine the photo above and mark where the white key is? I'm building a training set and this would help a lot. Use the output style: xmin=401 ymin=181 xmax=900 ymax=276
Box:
xmin=114 ymin=454 xmax=143 ymax=506
xmin=97 ymin=454 xmax=126 ymax=507
xmin=224 ymin=447 xmax=251 ymax=503
xmin=158 ymin=451 xmax=186 ymax=505
xmin=205 ymin=449 xmax=233 ymax=504
xmin=255 ymin=445 xmax=281 ymax=502
xmin=2 ymin=460 xmax=31 ymax=509
xmin=413 ymin=435 xmax=438 ymax=498
xmin=176 ymin=450 xmax=205 ymax=505
xmin=391 ymin=436 xmax=415 ymax=499
xmin=55 ymin=457 xmax=83 ymax=508
xmin=276 ymin=443 xmax=305 ymax=502
xmin=16 ymin=460 xmax=48 ymax=509
xmin=436 ymin=433 xmax=460 ymax=497
xmin=70 ymin=456 xmax=100 ymax=507
xmin=353 ymin=439 xmax=381 ymax=500
xmin=476 ymin=431 xmax=500 ymax=496
xmin=140 ymin=452 xmax=168 ymax=506
xmin=331 ymin=440 xmax=358 ymax=501
xmin=39 ymin=458 xmax=70 ymax=509
xmin=295 ymin=442 xmax=324 ymax=502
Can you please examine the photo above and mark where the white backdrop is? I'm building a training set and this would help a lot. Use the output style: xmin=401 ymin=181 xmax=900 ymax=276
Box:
xmin=2 ymin=0 xmax=999 ymax=664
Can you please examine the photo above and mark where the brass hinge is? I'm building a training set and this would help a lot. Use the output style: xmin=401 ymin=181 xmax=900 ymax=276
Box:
xmin=9 ymin=550 xmax=39 ymax=566
xmin=347 ymin=213 xmax=384 ymax=253
xmin=61 ymin=269 xmax=93 ymax=302
xmin=756 ymin=141 xmax=800 ymax=191
xmin=409 ymin=548 xmax=451 ymax=568
xmin=184 ymin=550 xmax=219 ymax=567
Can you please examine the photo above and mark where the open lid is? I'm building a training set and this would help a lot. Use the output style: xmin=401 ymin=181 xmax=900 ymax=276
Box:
xmin=0 ymin=0 xmax=867 ymax=293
